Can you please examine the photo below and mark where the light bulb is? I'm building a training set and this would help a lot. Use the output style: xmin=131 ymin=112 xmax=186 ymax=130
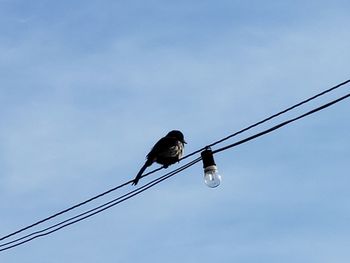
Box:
xmin=201 ymin=148 xmax=222 ymax=188
xmin=204 ymin=165 xmax=221 ymax=188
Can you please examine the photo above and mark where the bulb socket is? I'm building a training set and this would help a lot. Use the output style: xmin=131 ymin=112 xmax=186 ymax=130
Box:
xmin=201 ymin=148 xmax=216 ymax=168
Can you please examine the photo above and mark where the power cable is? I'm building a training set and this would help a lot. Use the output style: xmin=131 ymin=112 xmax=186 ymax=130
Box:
xmin=2 ymin=88 xmax=350 ymax=252
xmin=0 ymin=158 xmax=202 ymax=252
xmin=0 ymin=79 xmax=349 ymax=247
xmin=180 ymin=79 xmax=350 ymax=160
xmin=213 ymin=91 xmax=350 ymax=154
xmin=0 ymin=167 xmax=163 ymax=242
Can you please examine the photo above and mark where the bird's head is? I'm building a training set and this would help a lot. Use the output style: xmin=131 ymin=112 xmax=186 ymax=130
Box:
xmin=166 ymin=130 xmax=187 ymax=144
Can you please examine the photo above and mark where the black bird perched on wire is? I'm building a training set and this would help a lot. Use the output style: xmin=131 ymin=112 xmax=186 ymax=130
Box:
xmin=132 ymin=130 xmax=187 ymax=186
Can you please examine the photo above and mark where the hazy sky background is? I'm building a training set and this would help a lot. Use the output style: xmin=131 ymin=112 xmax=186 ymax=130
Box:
xmin=1 ymin=1 xmax=349 ymax=262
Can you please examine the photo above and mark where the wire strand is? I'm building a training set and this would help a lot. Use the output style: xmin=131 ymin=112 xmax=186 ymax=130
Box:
xmin=0 ymin=167 xmax=163 ymax=242
xmin=0 ymin=79 xmax=349 ymax=246
xmin=0 ymin=158 xmax=202 ymax=252
xmin=213 ymin=91 xmax=350 ymax=154
xmin=2 ymin=88 xmax=350 ymax=251
xmin=180 ymin=79 xmax=350 ymax=161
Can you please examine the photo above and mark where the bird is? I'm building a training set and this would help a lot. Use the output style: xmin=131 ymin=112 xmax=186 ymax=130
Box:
xmin=132 ymin=130 xmax=187 ymax=186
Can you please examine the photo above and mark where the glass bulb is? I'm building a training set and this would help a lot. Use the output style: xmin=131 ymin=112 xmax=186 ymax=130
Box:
xmin=204 ymin=165 xmax=221 ymax=188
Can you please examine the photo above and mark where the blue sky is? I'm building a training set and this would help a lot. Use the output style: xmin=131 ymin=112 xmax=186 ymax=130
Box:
xmin=1 ymin=0 xmax=350 ymax=262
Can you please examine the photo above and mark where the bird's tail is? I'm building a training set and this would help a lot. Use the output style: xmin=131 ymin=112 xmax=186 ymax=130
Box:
xmin=132 ymin=159 xmax=152 ymax=186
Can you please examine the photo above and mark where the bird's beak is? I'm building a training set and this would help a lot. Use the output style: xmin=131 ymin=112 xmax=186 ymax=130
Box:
xmin=183 ymin=140 xmax=187 ymax=144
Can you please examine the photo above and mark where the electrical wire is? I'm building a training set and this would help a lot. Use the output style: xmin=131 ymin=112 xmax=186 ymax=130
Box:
xmin=0 ymin=166 xmax=163 ymax=242
xmin=2 ymin=87 xmax=350 ymax=252
xmin=0 ymin=79 xmax=349 ymax=249
xmin=180 ymin=79 xmax=350 ymax=160
xmin=213 ymin=91 xmax=350 ymax=154
xmin=0 ymin=158 xmax=202 ymax=252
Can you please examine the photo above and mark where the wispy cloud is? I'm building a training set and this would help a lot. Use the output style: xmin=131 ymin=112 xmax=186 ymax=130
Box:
xmin=0 ymin=1 xmax=349 ymax=262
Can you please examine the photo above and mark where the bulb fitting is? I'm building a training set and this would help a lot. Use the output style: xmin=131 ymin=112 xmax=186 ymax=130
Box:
xmin=201 ymin=148 xmax=216 ymax=168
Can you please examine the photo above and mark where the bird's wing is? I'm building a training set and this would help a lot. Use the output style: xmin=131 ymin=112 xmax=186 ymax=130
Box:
xmin=146 ymin=137 xmax=178 ymax=159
